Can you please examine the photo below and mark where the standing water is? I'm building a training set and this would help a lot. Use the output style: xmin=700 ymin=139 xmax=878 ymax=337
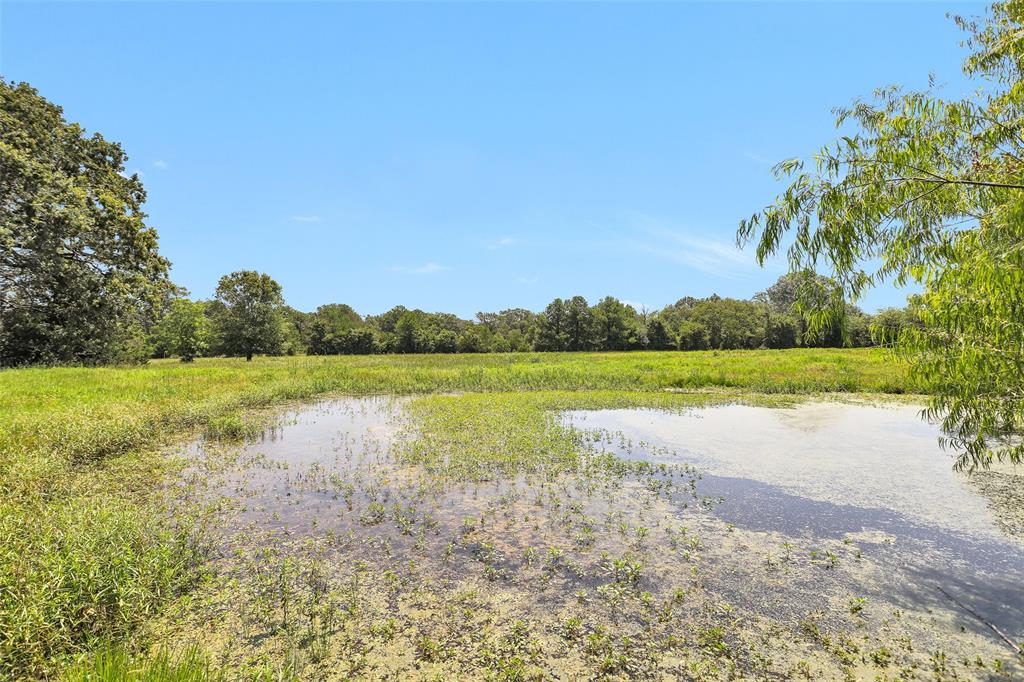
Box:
xmin=165 ymin=397 xmax=1023 ymax=678
xmin=565 ymin=402 xmax=1024 ymax=638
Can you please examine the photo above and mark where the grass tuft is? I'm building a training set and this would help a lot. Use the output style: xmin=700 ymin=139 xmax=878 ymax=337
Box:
xmin=63 ymin=644 xmax=222 ymax=682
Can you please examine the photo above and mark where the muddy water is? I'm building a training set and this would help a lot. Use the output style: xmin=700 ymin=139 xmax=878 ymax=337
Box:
xmin=170 ymin=397 xmax=1024 ymax=679
xmin=565 ymin=402 xmax=1024 ymax=636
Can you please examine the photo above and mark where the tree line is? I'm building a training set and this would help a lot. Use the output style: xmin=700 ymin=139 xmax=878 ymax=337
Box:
xmin=148 ymin=269 xmax=920 ymax=362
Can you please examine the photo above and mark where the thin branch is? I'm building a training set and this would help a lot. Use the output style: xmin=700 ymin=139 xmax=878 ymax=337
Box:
xmin=894 ymin=176 xmax=1024 ymax=190
xmin=936 ymin=586 xmax=1023 ymax=656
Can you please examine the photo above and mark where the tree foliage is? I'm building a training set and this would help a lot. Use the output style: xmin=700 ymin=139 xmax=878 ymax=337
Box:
xmin=152 ymin=298 xmax=209 ymax=362
xmin=209 ymin=271 xmax=284 ymax=361
xmin=738 ymin=2 xmax=1024 ymax=469
xmin=0 ymin=81 xmax=172 ymax=366
xmin=148 ymin=265 xmax=903 ymax=365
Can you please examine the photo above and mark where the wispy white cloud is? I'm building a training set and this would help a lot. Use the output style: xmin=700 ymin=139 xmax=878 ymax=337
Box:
xmin=743 ymin=151 xmax=776 ymax=166
xmin=291 ymin=215 xmax=321 ymax=223
xmin=153 ymin=159 xmax=168 ymax=169
xmin=390 ymin=262 xmax=449 ymax=275
xmin=621 ymin=299 xmax=650 ymax=312
xmin=621 ymin=216 xmax=759 ymax=278
xmin=517 ymin=275 xmax=539 ymax=284
xmin=487 ymin=236 xmax=514 ymax=249
xmin=415 ymin=262 xmax=447 ymax=274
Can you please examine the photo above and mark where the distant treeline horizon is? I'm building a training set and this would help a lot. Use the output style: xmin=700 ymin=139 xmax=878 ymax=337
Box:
xmin=147 ymin=270 xmax=920 ymax=362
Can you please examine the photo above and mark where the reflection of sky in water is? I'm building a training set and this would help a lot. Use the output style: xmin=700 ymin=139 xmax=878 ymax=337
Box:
xmin=565 ymin=403 xmax=1008 ymax=539
xmin=249 ymin=396 xmax=405 ymax=466
xmin=565 ymin=402 xmax=1024 ymax=634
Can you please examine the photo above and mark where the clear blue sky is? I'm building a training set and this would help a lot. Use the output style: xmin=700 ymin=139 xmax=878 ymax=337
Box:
xmin=2 ymin=1 xmax=980 ymax=317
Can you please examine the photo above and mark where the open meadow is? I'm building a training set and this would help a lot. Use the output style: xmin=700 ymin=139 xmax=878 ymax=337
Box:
xmin=7 ymin=0 xmax=1024 ymax=679
xmin=4 ymin=348 xmax=1022 ymax=680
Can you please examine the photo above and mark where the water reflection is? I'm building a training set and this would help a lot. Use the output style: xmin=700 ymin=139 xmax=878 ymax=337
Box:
xmin=566 ymin=402 xmax=1024 ymax=635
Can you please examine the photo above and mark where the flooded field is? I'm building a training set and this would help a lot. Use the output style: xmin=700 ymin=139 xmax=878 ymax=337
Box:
xmin=567 ymin=404 xmax=1024 ymax=648
xmin=155 ymin=395 xmax=1024 ymax=680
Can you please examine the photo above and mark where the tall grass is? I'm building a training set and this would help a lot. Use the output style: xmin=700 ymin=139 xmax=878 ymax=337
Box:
xmin=0 ymin=349 xmax=909 ymax=679
xmin=0 ymin=501 xmax=207 ymax=678
xmin=62 ymin=645 xmax=222 ymax=682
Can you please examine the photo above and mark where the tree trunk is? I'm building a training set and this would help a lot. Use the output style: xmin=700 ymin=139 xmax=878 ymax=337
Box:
xmin=246 ymin=352 xmax=253 ymax=362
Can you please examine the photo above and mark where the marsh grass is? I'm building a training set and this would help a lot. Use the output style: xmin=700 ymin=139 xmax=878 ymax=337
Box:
xmin=203 ymin=414 xmax=265 ymax=442
xmin=2 ymin=349 xmax=906 ymax=481
xmin=0 ymin=500 xmax=210 ymax=679
xmin=62 ymin=644 xmax=223 ymax=682
xmin=0 ymin=349 xmax=910 ymax=679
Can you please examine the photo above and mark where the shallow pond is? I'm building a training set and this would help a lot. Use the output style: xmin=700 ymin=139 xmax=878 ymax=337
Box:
xmin=164 ymin=396 xmax=1024 ymax=680
xmin=566 ymin=402 xmax=1024 ymax=636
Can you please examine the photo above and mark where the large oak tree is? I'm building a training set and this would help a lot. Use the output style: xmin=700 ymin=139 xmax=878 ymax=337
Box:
xmin=0 ymin=81 xmax=173 ymax=365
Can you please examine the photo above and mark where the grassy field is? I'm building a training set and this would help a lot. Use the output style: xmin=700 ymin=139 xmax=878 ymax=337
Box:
xmin=0 ymin=348 xmax=913 ymax=679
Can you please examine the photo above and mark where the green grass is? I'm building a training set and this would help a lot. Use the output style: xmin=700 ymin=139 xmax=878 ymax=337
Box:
xmin=0 ymin=348 xmax=910 ymax=679
xmin=402 ymin=390 xmax=796 ymax=481
xmin=62 ymin=645 xmax=223 ymax=682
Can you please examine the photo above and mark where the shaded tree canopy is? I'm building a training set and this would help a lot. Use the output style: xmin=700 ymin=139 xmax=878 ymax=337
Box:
xmin=738 ymin=1 xmax=1024 ymax=469
xmin=0 ymin=80 xmax=172 ymax=366
xmin=209 ymin=271 xmax=284 ymax=361
xmin=152 ymin=298 xmax=209 ymax=362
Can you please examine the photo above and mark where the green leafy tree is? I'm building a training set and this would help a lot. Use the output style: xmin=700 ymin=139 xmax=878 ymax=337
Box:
xmin=315 ymin=303 xmax=362 ymax=332
xmin=759 ymin=272 xmax=848 ymax=347
xmin=761 ymin=272 xmax=837 ymax=314
xmin=763 ymin=312 xmax=799 ymax=349
xmin=306 ymin=318 xmax=338 ymax=355
xmin=0 ymin=81 xmax=173 ymax=366
xmin=645 ymin=318 xmax=674 ymax=350
xmin=373 ymin=331 xmax=397 ymax=354
xmin=536 ymin=299 xmax=569 ymax=351
xmin=457 ymin=326 xmax=489 ymax=353
xmin=211 ymin=271 xmax=284 ymax=361
xmin=280 ymin=306 xmax=314 ymax=350
xmin=366 ymin=306 xmax=409 ymax=334
xmin=656 ymin=297 xmax=698 ymax=340
xmin=871 ymin=306 xmax=921 ymax=343
xmin=842 ymin=306 xmax=874 ymax=348
xmin=738 ymin=2 xmax=1024 ymax=468
xmin=593 ymin=296 xmax=640 ymax=351
xmin=337 ymin=327 xmax=376 ymax=354
xmin=476 ymin=308 xmax=537 ymax=351
xmin=503 ymin=328 xmax=532 ymax=352
xmin=394 ymin=311 xmax=422 ymax=353
xmin=564 ymin=296 xmax=596 ymax=351
xmin=304 ymin=303 xmax=362 ymax=355
xmin=278 ymin=316 xmax=304 ymax=356
xmin=432 ymin=328 xmax=459 ymax=353
xmin=153 ymin=299 xmax=209 ymax=362
xmin=688 ymin=298 xmax=765 ymax=350
xmin=476 ymin=308 xmax=536 ymax=335
xmin=676 ymin=320 xmax=710 ymax=351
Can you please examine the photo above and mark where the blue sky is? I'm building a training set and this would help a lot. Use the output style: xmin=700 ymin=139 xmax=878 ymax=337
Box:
xmin=2 ymin=1 xmax=980 ymax=317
